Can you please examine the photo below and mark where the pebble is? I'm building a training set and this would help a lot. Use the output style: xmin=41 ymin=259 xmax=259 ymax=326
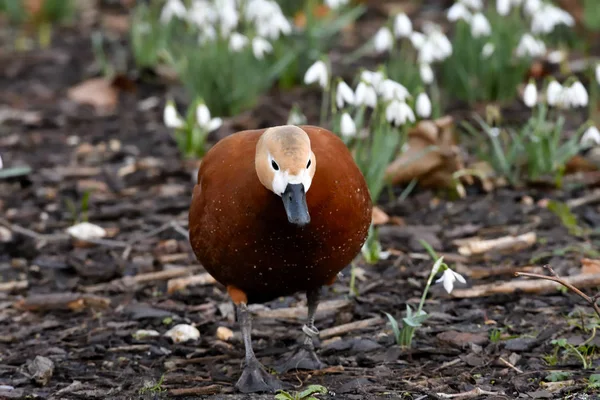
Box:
xmin=164 ymin=324 xmax=200 ymax=343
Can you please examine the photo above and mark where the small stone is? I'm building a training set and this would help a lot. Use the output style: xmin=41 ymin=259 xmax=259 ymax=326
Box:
xmin=66 ymin=222 xmax=107 ymax=241
xmin=27 ymin=355 xmax=54 ymax=386
xmin=0 ymin=226 xmax=13 ymax=243
xmin=216 ymin=326 xmax=234 ymax=341
xmin=132 ymin=329 xmax=160 ymax=340
xmin=164 ymin=324 xmax=200 ymax=343
xmin=437 ymin=330 xmax=489 ymax=348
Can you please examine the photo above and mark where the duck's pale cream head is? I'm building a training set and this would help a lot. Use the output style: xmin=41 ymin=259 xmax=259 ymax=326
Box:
xmin=255 ymin=125 xmax=316 ymax=226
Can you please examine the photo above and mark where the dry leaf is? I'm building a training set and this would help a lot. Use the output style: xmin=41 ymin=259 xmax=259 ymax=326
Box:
xmin=67 ymin=78 xmax=118 ymax=115
xmin=581 ymin=258 xmax=600 ymax=275
xmin=385 ymin=116 xmax=465 ymax=190
xmin=372 ymin=206 xmax=389 ymax=225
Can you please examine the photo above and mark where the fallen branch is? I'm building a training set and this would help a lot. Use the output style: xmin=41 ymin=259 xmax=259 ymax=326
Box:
xmin=515 ymin=265 xmax=600 ymax=320
xmin=14 ymin=293 xmax=111 ymax=311
xmin=450 ymin=272 xmax=600 ymax=298
xmin=83 ymin=265 xmax=201 ymax=293
xmin=168 ymin=385 xmax=221 ymax=397
xmin=319 ymin=317 xmax=385 ymax=339
xmin=436 ymin=387 xmax=503 ymax=399
xmin=456 ymin=232 xmax=536 ymax=256
xmin=0 ymin=280 xmax=28 ymax=292
xmin=498 ymin=357 xmax=523 ymax=374
xmin=167 ymin=273 xmax=216 ymax=294
xmin=253 ymin=299 xmax=352 ymax=321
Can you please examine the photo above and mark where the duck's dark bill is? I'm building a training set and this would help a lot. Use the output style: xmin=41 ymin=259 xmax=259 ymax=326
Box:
xmin=282 ymin=183 xmax=310 ymax=226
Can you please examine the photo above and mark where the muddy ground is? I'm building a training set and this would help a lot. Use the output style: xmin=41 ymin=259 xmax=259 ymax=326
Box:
xmin=1 ymin=1 xmax=600 ymax=399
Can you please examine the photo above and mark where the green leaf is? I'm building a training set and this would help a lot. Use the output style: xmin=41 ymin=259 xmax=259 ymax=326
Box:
xmin=552 ymin=338 xmax=568 ymax=348
xmin=275 ymin=392 xmax=294 ymax=400
xmin=589 ymin=374 xmax=600 ymax=384
xmin=298 ymin=385 xmax=328 ymax=398
xmin=545 ymin=371 xmax=572 ymax=382
xmin=384 ymin=312 xmax=401 ymax=342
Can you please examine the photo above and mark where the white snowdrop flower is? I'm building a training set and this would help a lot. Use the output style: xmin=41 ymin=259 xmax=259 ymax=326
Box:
xmin=218 ymin=1 xmax=239 ymax=36
xmin=417 ymin=29 xmax=453 ymax=64
xmin=199 ymin=26 xmax=217 ymax=44
xmin=0 ymin=154 xmax=3 ymax=169
xmin=531 ymin=4 xmax=574 ymax=34
xmin=160 ymin=0 xmax=186 ymax=24
xmin=164 ymin=324 xmax=200 ymax=343
xmin=304 ymin=60 xmax=329 ymax=89
xmin=355 ymin=81 xmax=378 ymax=108
xmin=394 ymin=13 xmax=412 ymax=38
xmin=515 ymin=33 xmax=546 ymax=58
xmin=595 ymin=64 xmax=600 ymax=86
xmin=386 ymin=100 xmax=415 ymax=126
xmin=436 ymin=268 xmax=467 ymax=294
xmin=546 ymin=80 xmax=563 ymax=107
xmin=496 ymin=0 xmax=511 ymax=16
xmin=489 ymin=127 xmax=500 ymax=137
xmin=340 ymin=113 xmax=357 ymax=137
xmin=325 ymin=0 xmax=349 ymax=8
xmin=252 ymin=37 xmax=273 ymax=59
xmin=420 ymin=63 xmax=434 ymax=84
xmin=336 ymin=81 xmax=355 ymax=109
xmin=460 ymin=0 xmax=483 ymax=10
xmin=196 ymin=103 xmax=222 ymax=131
xmin=416 ymin=92 xmax=432 ymax=118
xmin=523 ymin=81 xmax=537 ymax=108
xmin=547 ymin=50 xmax=566 ymax=64
xmin=374 ymin=26 xmax=394 ymax=53
xmin=229 ymin=32 xmax=249 ymax=52
xmin=360 ymin=70 xmax=384 ymax=90
xmin=570 ymin=81 xmax=589 ymax=107
xmin=163 ymin=101 xmax=185 ymax=129
xmin=524 ymin=0 xmax=542 ymax=16
xmin=482 ymin=42 xmax=495 ymax=58
xmin=581 ymin=126 xmax=600 ymax=147
xmin=409 ymin=31 xmax=426 ymax=49
xmin=256 ymin=12 xmax=292 ymax=40
xmin=470 ymin=13 xmax=491 ymax=38
xmin=188 ymin=0 xmax=218 ymax=28
xmin=447 ymin=2 xmax=472 ymax=22
xmin=287 ymin=106 xmax=307 ymax=125
xmin=379 ymin=79 xmax=410 ymax=102
xmin=66 ymin=222 xmax=107 ymax=241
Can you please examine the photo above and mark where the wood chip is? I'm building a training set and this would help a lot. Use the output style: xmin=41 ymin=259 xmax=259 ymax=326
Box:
xmin=0 ymin=280 xmax=28 ymax=292
xmin=14 ymin=293 xmax=111 ymax=311
xmin=456 ymin=232 xmax=536 ymax=256
xmin=319 ymin=317 xmax=384 ymax=339
xmin=450 ymin=273 xmax=600 ymax=298
xmin=167 ymin=273 xmax=216 ymax=294
xmin=83 ymin=266 xmax=201 ymax=293
xmin=252 ymin=299 xmax=352 ymax=321
xmin=169 ymin=385 xmax=221 ymax=397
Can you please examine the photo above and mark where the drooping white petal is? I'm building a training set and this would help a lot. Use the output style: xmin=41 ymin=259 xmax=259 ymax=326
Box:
xmin=496 ymin=0 xmax=511 ymax=16
xmin=196 ymin=103 xmax=211 ymax=127
xmin=355 ymin=82 xmax=378 ymax=108
xmin=325 ymin=0 xmax=349 ymax=9
xmin=470 ymin=13 xmax=491 ymax=37
xmin=546 ymin=80 xmax=563 ymax=106
xmin=336 ymin=81 xmax=355 ymax=109
xmin=420 ymin=63 xmax=434 ymax=84
xmin=229 ymin=32 xmax=249 ymax=52
xmin=340 ymin=113 xmax=357 ymax=137
xmin=435 ymin=269 xmax=466 ymax=294
xmin=208 ymin=118 xmax=223 ymax=132
xmin=581 ymin=126 xmax=600 ymax=147
xmin=596 ymin=64 xmax=600 ymax=86
xmin=379 ymin=79 xmax=410 ymax=102
xmin=374 ymin=26 xmax=394 ymax=53
xmin=481 ymin=42 xmax=495 ymax=58
xmin=416 ymin=92 xmax=432 ymax=118
xmin=523 ymin=81 xmax=538 ymax=108
xmin=251 ymin=37 xmax=273 ymax=59
xmin=160 ymin=0 xmax=187 ymax=24
xmin=304 ymin=60 xmax=329 ymax=89
xmin=164 ymin=102 xmax=185 ymax=129
xmin=394 ymin=13 xmax=412 ymax=38
xmin=447 ymin=2 xmax=472 ymax=22
xmin=570 ymin=81 xmax=589 ymax=107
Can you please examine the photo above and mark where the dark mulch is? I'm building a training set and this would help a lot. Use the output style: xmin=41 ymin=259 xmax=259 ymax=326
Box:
xmin=1 ymin=3 xmax=600 ymax=400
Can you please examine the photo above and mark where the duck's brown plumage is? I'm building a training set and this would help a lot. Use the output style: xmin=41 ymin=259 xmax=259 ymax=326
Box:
xmin=189 ymin=125 xmax=372 ymax=304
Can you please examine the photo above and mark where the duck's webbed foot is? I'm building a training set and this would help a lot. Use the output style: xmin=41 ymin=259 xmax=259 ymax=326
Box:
xmin=236 ymin=359 xmax=283 ymax=393
xmin=276 ymin=289 xmax=325 ymax=373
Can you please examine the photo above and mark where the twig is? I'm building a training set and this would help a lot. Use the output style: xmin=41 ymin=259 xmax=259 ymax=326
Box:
xmin=252 ymin=299 xmax=352 ymax=321
xmin=0 ymin=280 xmax=28 ymax=292
xmin=167 ymin=273 xmax=216 ymax=294
xmin=168 ymin=385 xmax=221 ymax=397
xmin=451 ymin=272 xmax=600 ymax=298
xmin=433 ymin=358 xmax=463 ymax=372
xmin=319 ymin=317 xmax=384 ymax=339
xmin=515 ymin=265 xmax=600 ymax=320
xmin=498 ymin=357 xmax=523 ymax=374
xmin=82 ymin=265 xmax=200 ymax=293
xmin=436 ymin=387 xmax=503 ymax=399
xmin=121 ymin=220 xmax=188 ymax=258
xmin=566 ymin=189 xmax=600 ymax=209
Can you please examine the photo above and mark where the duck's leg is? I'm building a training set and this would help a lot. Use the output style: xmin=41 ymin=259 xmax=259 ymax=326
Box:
xmin=234 ymin=301 xmax=283 ymax=393
xmin=276 ymin=288 xmax=324 ymax=373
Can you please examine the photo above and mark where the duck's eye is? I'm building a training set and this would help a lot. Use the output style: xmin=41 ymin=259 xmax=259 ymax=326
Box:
xmin=271 ymin=160 xmax=279 ymax=171
xmin=306 ymin=159 xmax=312 ymax=168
